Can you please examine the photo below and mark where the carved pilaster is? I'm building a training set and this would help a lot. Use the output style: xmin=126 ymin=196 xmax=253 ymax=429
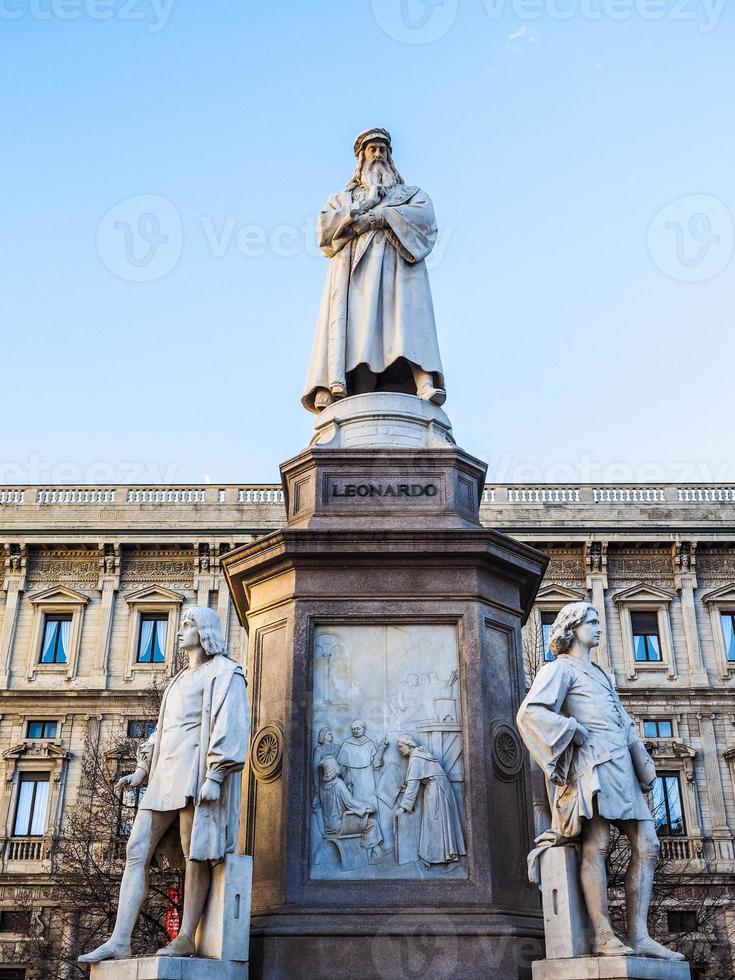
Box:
xmin=673 ymin=541 xmax=708 ymax=686
xmin=194 ymin=542 xmax=214 ymax=607
xmin=0 ymin=544 xmax=27 ymax=688
xmin=96 ymin=543 xmax=121 ymax=686
xmin=697 ymin=713 xmax=729 ymax=835
xmin=584 ymin=540 xmax=612 ymax=676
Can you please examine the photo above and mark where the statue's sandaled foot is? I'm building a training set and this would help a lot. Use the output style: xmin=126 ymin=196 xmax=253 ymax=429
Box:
xmin=329 ymin=382 xmax=347 ymax=399
xmin=78 ymin=939 xmax=131 ymax=963
xmin=592 ymin=931 xmax=634 ymax=957
xmin=157 ymin=932 xmax=196 ymax=957
xmin=417 ymin=384 xmax=446 ymax=406
xmin=629 ymin=935 xmax=685 ymax=960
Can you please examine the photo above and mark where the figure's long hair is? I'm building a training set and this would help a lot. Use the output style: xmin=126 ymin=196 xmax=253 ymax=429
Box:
xmin=184 ymin=606 xmax=226 ymax=656
xmin=347 ymin=148 xmax=404 ymax=190
xmin=548 ymin=601 xmax=596 ymax=657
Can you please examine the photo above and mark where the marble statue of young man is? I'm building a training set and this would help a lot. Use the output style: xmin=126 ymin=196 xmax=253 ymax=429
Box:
xmin=79 ymin=606 xmax=249 ymax=963
xmin=516 ymin=601 xmax=684 ymax=961
xmin=302 ymin=127 xmax=446 ymax=413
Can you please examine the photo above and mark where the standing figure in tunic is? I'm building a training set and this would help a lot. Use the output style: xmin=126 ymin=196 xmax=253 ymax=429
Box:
xmin=79 ymin=606 xmax=249 ymax=963
xmin=516 ymin=601 xmax=684 ymax=961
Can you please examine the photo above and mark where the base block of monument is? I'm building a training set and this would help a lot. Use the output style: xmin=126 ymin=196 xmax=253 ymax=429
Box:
xmin=538 ymin=845 xmax=591 ymax=958
xmin=196 ymin=854 xmax=253 ymax=961
xmin=222 ymin=408 xmax=550 ymax=980
xmin=532 ymin=954 xmax=691 ymax=980
xmin=89 ymin=957 xmax=247 ymax=979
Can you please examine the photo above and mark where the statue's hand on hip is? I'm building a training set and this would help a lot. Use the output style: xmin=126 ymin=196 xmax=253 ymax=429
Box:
xmin=198 ymin=778 xmax=221 ymax=804
xmin=115 ymin=768 xmax=146 ymax=793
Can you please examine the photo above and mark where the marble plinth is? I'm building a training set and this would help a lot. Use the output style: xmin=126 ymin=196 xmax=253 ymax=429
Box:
xmin=539 ymin=845 xmax=591 ymax=958
xmin=309 ymin=391 xmax=455 ymax=450
xmin=196 ymin=854 xmax=252 ymax=962
xmin=89 ymin=957 xmax=247 ymax=979
xmin=222 ymin=440 xmax=549 ymax=979
xmin=532 ymin=955 xmax=691 ymax=980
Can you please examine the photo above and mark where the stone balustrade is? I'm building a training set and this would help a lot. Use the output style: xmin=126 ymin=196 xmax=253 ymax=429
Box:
xmin=4 ymin=837 xmax=47 ymax=861
xmin=0 ymin=484 xmax=732 ymax=513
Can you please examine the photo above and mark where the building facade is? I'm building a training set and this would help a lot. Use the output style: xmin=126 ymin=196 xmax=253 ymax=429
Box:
xmin=0 ymin=483 xmax=734 ymax=977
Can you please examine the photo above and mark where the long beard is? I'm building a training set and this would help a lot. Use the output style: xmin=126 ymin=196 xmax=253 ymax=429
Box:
xmin=362 ymin=160 xmax=398 ymax=191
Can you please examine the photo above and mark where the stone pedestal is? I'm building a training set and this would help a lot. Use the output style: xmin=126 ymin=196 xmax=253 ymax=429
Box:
xmin=89 ymin=958 xmax=247 ymax=979
xmin=222 ymin=396 xmax=549 ymax=980
xmin=532 ymin=955 xmax=691 ymax=980
xmin=538 ymin=845 xmax=591 ymax=958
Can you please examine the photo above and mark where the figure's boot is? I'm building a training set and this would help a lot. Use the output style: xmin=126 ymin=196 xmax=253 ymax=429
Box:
xmin=78 ymin=938 xmax=132 ymax=963
xmin=156 ymin=932 xmax=196 ymax=957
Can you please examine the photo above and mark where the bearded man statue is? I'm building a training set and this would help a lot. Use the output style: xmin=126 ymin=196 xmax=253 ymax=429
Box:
xmin=302 ymin=128 xmax=446 ymax=414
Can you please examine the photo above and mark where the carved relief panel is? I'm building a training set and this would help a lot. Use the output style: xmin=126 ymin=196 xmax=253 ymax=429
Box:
xmin=310 ymin=623 xmax=467 ymax=881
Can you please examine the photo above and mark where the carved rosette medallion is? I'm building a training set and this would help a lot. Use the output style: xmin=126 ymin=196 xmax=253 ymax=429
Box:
xmin=250 ymin=723 xmax=283 ymax=782
xmin=490 ymin=721 xmax=523 ymax=781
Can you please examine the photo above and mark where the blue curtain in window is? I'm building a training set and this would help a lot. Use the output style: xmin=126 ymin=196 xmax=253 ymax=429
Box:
xmin=722 ymin=614 xmax=735 ymax=661
xmin=152 ymin=620 xmax=166 ymax=662
xmin=138 ymin=619 xmax=155 ymax=662
xmin=30 ymin=781 xmax=49 ymax=835
xmin=14 ymin=782 xmax=34 ymax=835
xmin=58 ymin=619 xmax=71 ymax=663
xmin=40 ymin=622 xmax=58 ymax=663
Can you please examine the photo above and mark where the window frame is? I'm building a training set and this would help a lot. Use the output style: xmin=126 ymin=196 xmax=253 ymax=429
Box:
xmin=702 ymin=586 xmax=735 ymax=679
xmin=26 ymin=720 xmax=58 ymax=740
xmin=642 ymin=718 xmax=673 ymax=739
xmin=651 ymin=770 xmax=687 ymax=837
xmin=38 ymin=614 xmax=72 ymax=665
xmin=135 ymin=613 xmax=169 ymax=665
xmin=613 ymin=585 xmax=676 ymax=681
xmin=12 ymin=773 xmax=51 ymax=838
xmin=26 ymin=587 xmax=89 ymax=682
xmin=123 ymin=587 xmax=183 ymax=680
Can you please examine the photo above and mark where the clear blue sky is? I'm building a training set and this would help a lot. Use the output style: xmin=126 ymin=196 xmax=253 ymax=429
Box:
xmin=2 ymin=0 xmax=733 ymax=485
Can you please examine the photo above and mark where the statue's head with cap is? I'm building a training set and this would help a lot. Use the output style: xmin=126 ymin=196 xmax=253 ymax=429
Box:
xmin=348 ymin=127 xmax=403 ymax=191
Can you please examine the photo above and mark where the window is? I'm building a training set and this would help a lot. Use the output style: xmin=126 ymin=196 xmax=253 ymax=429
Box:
xmin=127 ymin=720 xmax=156 ymax=739
xmin=26 ymin=721 xmax=57 ymax=740
xmin=0 ymin=967 xmax=27 ymax=979
xmin=541 ymin=611 xmax=557 ymax=661
xmin=651 ymin=772 xmax=685 ymax=836
xmin=0 ymin=910 xmax=31 ymax=934
xmin=13 ymin=775 xmax=50 ymax=836
xmin=631 ymin=611 xmax=661 ymax=662
xmin=720 ymin=612 xmax=735 ymax=662
xmin=667 ymin=911 xmax=697 ymax=933
xmin=643 ymin=719 xmax=673 ymax=739
xmin=136 ymin=615 xmax=167 ymax=664
xmin=39 ymin=615 xmax=71 ymax=664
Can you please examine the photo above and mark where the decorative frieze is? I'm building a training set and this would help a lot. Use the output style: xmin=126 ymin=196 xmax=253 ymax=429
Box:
xmin=606 ymin=548 xmax=673 ymax=585
xmin=120 ymin=548 xmax=195 ymax=588
xmin=26 ymin=548 xmax=99 ymax=586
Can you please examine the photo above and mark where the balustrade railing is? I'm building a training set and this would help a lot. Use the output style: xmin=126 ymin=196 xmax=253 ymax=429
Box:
xmin=5 ymin=837 xmax=46 ymax=861
xmin=37 ymin=488 xmax=116 ymax=504
xmin=126 ymin=488 xmax=206 ymax=504
xmin=0 ymin=484 xmax=732 ymax=509
xmin=660 ymin=836 xmax=703 ymax=861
